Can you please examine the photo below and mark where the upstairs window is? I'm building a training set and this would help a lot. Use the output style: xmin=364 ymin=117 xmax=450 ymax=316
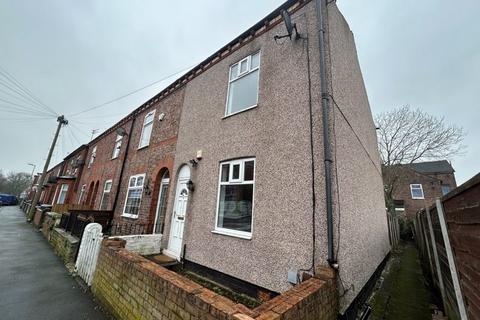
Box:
xmin=139 ymin=110 xmax=155 ymax=149
xmin=100 ymin=180 xmax=112 ymax=210
xmin=112 ymin=134 xmax=123 ymax=159
xmin=215 ymin=158 xmax=255 ymax=239
xmin=226 ymin=52 xmax=260 ymax=116
xmin=441 ymin=185 xmax=451 ymax=196
xmin=123 ymin=174 xmax=145 ymax=218
xmin=57 ymin=184 xmax=69 ymax=204
xmin=410 ymin=184 xmax=424 ymax=199
xmin=88 ymin=146 xmax=97 ymax=168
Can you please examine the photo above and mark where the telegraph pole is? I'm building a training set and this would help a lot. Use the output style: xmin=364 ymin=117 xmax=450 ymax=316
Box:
xmin=27 ymin=115 xmax=68 ymax=221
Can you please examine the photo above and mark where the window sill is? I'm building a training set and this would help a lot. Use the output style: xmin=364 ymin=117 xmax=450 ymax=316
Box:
xmin=223 ymin=105 xmax=257 ymax=119
xmin=411 ymin=197 xmax=425 ymax=200
xmin=137 ymin=145 xmax=149 ymax=151
xmin=121 ymin=213 xmax=139 ymax=219
xmin=211 ymin=229 xmax=252 ymax=240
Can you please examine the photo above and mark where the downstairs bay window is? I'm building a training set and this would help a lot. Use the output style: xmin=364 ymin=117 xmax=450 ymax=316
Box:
xmin=214 ymin=158 xmax=255 ymax=239
xmin=123 ymin=174 xmax=145 ymax=218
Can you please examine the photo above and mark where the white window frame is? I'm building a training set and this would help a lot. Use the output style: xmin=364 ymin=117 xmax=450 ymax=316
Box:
xmin=56 ymin=184 xmax=69 ymax=204
xmin=78 ymin=184 xmax=86 ymax=204
xmin=99 ymin=180 xmax=112 ymax=210
xmin=138 ymin=110 xmax=156 ymax=149
xmin=88 ymin=146 xmax=97 ymax=168
xmin=213 ymin=158 xmax=255 ymax=240
xmin=441 ymin=185 xmax=451 ymax=196
xmin=410 ymin=184 xmax=425 ymax=199
xmin=225 ymin=52 xmax=261 ymax=117
xmin=122 ymin=173 xmax=146 ymax=218
xmin=112 ymin=134 xmax=123 ymax=159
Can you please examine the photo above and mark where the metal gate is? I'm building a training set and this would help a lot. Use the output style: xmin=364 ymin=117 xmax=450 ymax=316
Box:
xmin=75 ymin=223 xmax=103 ymax=286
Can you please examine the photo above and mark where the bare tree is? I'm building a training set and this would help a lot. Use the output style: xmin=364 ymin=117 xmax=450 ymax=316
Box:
xmin=376 ymin=106 xmax=466 ymax=213
xmin=0 ymin=171 xmax=32 ymax=197
xmin=376 ymin=105 xmax=465 ymax=166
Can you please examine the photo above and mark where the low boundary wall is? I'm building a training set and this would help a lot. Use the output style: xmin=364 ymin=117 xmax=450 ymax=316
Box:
xmin=109 ymin=234 xmax=162 ymax=255
xmin=92 ymin=239 xmax=338 ymax=320
xmin=49 ymin=227 xmax=80 ymax=265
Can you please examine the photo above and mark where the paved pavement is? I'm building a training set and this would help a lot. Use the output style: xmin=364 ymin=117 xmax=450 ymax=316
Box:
xmin=0 ymin=206 xmax=107 ymax=320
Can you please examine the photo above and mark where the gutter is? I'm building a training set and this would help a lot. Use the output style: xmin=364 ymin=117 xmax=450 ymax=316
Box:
xmin=315 ymin=0 xmax=337 ymax=267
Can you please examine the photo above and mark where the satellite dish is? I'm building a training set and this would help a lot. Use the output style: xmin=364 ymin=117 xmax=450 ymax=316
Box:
xmin=281 ymin=10 xmax=296 ymax=39
xmin=116 ymin=127 xmax=128 ymax=136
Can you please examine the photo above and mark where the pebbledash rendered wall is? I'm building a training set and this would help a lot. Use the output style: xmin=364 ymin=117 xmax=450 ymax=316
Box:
xmin=162 ymin=0 xmax=389 ymax=313
xmin=326 ymin=3 xmax=390 ymax=312
xmin=92 ymin=240 xmax=338 ymax=320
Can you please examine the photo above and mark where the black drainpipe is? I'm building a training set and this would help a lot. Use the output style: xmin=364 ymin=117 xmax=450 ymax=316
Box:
xmin=315 ymin=0 xmax=336 ymax=267
xmin=111 ymin=116 xmax=136 ymax=218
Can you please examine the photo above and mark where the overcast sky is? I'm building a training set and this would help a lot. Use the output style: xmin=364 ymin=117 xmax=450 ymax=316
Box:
xmin=0 ymin=0 xmax=478 ymax=184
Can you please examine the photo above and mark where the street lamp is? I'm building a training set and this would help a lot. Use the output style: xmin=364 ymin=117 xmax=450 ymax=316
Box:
xmin=27 ymin=163 xmax=36 ymax=178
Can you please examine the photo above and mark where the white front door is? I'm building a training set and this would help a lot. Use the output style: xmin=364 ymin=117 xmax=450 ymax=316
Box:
xmin=166 ymin=166 xmax=190 ymax=258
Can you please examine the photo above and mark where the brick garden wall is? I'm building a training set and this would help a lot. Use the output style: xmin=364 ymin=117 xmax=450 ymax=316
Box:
xmin=49 ymin=227 xmax=79 ymax=265
xmin=92 ymin=240 xmax=338 ymax=320
xmin=41 ymin=212 xmax=61 ymax=240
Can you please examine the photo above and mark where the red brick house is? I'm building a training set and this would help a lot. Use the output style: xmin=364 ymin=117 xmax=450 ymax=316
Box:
xmin=72 ymin=87 xmax=182 ymax=234
xmin=74 ymin=117 xmax=134 ymax=211
xmin=112 ymin=87 xmax=183 ymax=232
xmin=388 ymin=160 xmax=456 ymax=218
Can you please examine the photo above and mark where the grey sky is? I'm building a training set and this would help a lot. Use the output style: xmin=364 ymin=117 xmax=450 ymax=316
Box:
xmin=0 ymin=0 xmax=478 ymax=184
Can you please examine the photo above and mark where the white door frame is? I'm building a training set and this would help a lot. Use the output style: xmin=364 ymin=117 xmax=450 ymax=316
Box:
xmin=153 ymin=172 xmax=170 ymax=234
xmin=164 ymin=165 xmax=190 ymax=259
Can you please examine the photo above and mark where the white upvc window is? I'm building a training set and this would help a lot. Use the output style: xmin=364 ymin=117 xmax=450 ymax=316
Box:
xmin=57 ymin=184 xmax=69 ymax=204
xmin=410 ymin=184 xmax=425 ymax=199
xmin=138 ymin=110 xmax=155 ymax=149
xmin=213 ymin=158 xmax=255 ymax=239
xmin=78 ymin=184 xmax=86 ymax=204
xmin=225 ymin=52 xmax=260 ymax=116
xmin=100 ymin=180 xmax=112 ymax=210
xmin=123 ymin=174 xmax=146 ymax=218
xmin=112 ymin=134 xmax=123 ymax=159
xmin=88 ymin=146 xmax=97 ymax=168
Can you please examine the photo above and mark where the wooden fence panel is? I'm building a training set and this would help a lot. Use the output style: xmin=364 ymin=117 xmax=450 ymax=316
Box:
xmin=415 ymin=173 xmax=480 ymax=320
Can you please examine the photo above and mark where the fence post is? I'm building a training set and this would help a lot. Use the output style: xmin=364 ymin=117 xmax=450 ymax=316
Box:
xmin=395 ymin=217 xmax=400 ymax=246
xmin=420 ymin=212 xmax=433 ymax=273
xmin=426 ymin=207 xmax=447 ymax=310
xmin=435 ymin=199 xmax=468 ymax=320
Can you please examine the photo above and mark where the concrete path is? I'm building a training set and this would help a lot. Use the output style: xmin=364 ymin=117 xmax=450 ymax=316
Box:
xmin=0 ymin=206 xmax=107 ymax=320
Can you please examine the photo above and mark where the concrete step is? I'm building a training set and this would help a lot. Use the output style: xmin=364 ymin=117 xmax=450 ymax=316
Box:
xmin=148 ymin=254 xmax=179 ymax=267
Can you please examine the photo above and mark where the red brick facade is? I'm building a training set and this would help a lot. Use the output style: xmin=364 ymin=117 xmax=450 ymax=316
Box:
xmin=75 ymin=119 xmax=133 ymax=210
xmin=113 ymin=87 xmax=184 ymax=225
xmin=389 ymin=163 xmax=456 ymax=218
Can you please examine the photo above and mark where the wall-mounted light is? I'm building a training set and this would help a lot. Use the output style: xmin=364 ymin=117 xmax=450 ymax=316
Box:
xmin=189 ymin=159 xmax=199 ymax=167
xmin=158 ymin=113 xmax=166 ymax=121
xmin=186 ymin=180 xmax=195 ymax=192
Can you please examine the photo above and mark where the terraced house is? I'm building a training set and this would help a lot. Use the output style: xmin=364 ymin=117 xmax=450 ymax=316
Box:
xmin=30 ymin=0 xmax=392 ymax=317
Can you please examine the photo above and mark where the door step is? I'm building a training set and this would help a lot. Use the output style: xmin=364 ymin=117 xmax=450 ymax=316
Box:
xmin=148 ymin=254 xmax=179 ymax=268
